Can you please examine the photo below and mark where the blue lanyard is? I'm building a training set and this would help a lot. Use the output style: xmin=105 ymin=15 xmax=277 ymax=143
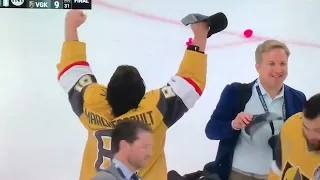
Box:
xmin=116 ymin=167 xmax=126 ymax=179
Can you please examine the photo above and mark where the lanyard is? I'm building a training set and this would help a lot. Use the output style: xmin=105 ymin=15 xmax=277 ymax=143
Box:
xmin=116 ymin=167 xmax=126 ymax=179
xmin=256 ymin=86 xmax=286 ymax=135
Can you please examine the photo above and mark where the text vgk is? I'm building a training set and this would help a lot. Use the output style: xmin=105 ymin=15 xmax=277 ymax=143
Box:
xmin=35 ymin=1 xmax=48 ymax=7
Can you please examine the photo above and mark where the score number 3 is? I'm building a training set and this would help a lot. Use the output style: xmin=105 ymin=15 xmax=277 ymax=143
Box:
xmin=94 ymin=129 xmax=113 ymax=171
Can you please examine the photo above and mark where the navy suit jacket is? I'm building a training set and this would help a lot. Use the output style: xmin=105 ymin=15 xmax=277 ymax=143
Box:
xmin=204 ymin=80 xmax=306 ymax=180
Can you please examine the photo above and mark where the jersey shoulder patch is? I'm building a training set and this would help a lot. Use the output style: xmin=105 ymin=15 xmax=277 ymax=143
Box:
xmin=161 ymin=85 xmax=177 ymax=99
xmin=74 ymin=74 xmax=96 ymax=93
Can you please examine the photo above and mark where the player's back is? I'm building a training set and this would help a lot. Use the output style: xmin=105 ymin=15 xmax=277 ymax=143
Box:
xmin=57 ymin=41 xmax=207 ymax=180
xmin=78 ymin=83 xmax=170 ymax=180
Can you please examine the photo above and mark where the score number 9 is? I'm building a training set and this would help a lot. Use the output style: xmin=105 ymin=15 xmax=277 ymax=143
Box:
xmin=53 ymin=1 xmax=60 ymax=8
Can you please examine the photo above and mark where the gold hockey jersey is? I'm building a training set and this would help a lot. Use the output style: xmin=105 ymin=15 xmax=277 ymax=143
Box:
xmin=56 ymin=41 xmax=207 ymax=180
xmin=268 ymin=112 xmax=320 ymax=180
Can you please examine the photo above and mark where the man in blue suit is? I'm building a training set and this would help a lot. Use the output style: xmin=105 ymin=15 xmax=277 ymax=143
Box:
xmin=205 ymin=40 xmax=306 ymax=180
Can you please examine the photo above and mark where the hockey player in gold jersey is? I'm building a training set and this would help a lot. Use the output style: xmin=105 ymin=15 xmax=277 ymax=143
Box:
xmin=268 ymin=93 xmax=320 ymax=180
xmin=57 ymin=10 xmax=216 ymax=180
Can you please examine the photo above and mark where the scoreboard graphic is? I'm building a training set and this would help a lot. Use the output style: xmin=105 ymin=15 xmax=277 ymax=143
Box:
xmin=0 ymin=0 xmax=91 ymax=9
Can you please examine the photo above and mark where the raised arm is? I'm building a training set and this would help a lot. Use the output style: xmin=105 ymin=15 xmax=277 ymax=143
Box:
xmin=169 ymin=22 xmax=209 ymax=107
xmin=174 ymin=22 xmax=209 ymax=98
xmin=57 ymin=10 xmax=98 ymax=117
xmin=141 ymin=22 xmax=210 ymax=128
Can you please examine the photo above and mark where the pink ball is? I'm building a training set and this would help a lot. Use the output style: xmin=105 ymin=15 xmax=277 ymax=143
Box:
xmin=244 ymin=29 xmax=253 ymax=38
xmin=186 ymin=37 xmax=193 ymax=46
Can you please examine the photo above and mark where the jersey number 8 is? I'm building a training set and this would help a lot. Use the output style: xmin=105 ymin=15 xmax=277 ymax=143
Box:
xmin=94 ymin=129 xmax=113 ymax=171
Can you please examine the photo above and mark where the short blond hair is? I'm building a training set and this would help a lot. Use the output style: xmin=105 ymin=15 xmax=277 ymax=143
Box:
xmin=255 ymin=40 xmax=290 ymax=64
